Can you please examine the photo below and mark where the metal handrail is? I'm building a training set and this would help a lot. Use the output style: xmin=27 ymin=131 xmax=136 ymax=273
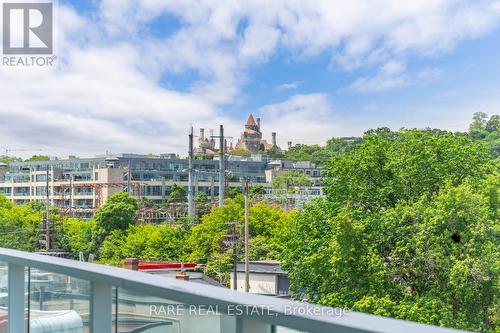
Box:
xmin=0 ymin=247 xmax=468 ymax=333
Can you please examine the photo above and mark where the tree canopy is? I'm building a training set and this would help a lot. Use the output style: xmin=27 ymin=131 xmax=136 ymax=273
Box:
xmin=0 ymin=196 xmax=42 ymax=251
xmin=91 ymin=192 xmax=138 ymax=252
xmin=281 ymin=128 xmax=499 ymax=332
xmin=188 ymin=196 xmax=293 ymax=284
xmin=272 ymin=171 xmax=313 ymax=190
xmin=167 ymin=184 xmax=187 ymax=203
xmin=469 ymin=112 xmax=500 ymax=157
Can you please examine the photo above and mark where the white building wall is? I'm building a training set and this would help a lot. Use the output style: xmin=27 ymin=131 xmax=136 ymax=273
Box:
xmin=233 ymin=272 xmax=277 ymax=295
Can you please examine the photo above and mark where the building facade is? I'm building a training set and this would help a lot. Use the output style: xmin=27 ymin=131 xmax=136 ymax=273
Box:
xmin=234 ymin=114 xmax=281 ymax=154
xmin=230 ymin=261 xmax=290 ymax=297
xmin=0 ymin=154 xmax=271 ymax=217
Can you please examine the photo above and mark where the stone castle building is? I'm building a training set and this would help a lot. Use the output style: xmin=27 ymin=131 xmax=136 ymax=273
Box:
xmin=195 ymin=114 xmax=282 ymax=156
xmin=195 ymin=128 xmax=218 ymax=155
xmin=234 ymin=114 xmax=281 ymax=154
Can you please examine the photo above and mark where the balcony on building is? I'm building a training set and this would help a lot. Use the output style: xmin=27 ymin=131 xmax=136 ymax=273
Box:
xmin=0 ymin=247 xmax=467 ymax=333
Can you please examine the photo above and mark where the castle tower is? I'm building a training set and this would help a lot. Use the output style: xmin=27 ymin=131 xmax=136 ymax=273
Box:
xmin=235 ymin=114 xmax=263 ymax=153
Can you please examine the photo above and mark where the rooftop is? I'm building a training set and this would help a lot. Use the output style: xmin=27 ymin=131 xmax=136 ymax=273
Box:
xmin=235 ymin=261 xmax=287 ymax=274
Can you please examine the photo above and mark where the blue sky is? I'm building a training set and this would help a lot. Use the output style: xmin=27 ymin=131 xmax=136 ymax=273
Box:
xmin=1 ymin=0 xmax=500 ymax=157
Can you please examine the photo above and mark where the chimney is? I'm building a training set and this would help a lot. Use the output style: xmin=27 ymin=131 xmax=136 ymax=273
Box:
xmin=209 ymin=129 xmax=215 ymax=144
xmin=124 ymin=258 xmax=139 ymax=271
xmin=224 ymin=139 xmax=228 ymax=152
xmin=287 ymin=141 xmax=292 ymax=150
xmin=272 ymin=132 xmax=277 ymax=146
xmin=200 ymin=128 xmax=205 ymax=140
xmin=257 ymin=118 xmax=261 ymax=131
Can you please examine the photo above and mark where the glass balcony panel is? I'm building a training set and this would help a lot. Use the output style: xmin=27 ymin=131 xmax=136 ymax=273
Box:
xmin=0 ymin=262 xmax=7 ymax=333
xmin=0 ymin=262 xmax=29 ymax=333
xmin=29 ymin=269 xmax=90 ymax=333
xmin=116 ymin=288 xmax=225 ymax=333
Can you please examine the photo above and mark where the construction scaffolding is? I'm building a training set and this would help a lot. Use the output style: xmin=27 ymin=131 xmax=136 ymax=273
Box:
xmin=57 ymin=181 xmax=143 ymax=216
xmin=135 ymin=202 xmax=215 ymax=224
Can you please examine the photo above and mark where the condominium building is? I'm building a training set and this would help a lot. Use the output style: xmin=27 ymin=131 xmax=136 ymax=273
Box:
xmin=0 ymin=153 xmax=269 ymax=214
xmin=0 ymin=153 xmax=325 ymax=219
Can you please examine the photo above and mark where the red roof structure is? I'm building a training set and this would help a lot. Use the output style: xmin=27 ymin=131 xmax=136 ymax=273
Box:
xmin=246 ymin=114 xmax=257 ymax=126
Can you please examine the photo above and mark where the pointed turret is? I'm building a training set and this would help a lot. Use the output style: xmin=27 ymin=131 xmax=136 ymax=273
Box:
xmin=246 ymin=114 xmax=257 ymax=126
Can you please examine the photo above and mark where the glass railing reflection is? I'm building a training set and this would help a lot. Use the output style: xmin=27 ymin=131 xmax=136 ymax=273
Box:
xmin=0 ymin=262 xmax=7 ymax=333
xmin=28 ymin=269 xmax=89 ymax=333
xmin=115 ymin=288 xmax=226 ymax=333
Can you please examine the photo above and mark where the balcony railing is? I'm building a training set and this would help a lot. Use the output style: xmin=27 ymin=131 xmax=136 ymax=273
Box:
xmin=0 ymin=247 xmax=468 ymax=333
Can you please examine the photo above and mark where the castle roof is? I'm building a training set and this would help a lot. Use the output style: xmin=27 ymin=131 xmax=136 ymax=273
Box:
xmin=246 ymin=114 xmax=257 ymax=126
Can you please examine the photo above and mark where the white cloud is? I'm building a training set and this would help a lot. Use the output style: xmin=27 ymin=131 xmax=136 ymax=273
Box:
xmin=348 ymin=60 xmax=408 ymax=93
xmin=258 ymin=94 xmax=346 ymax=146
xmin=98 ymin=0 xmax=500 ymax=97
xmin=347 ymin=63 xmax=445 ymax=93
xmin=417 ymin=68 xmax=443 ymax=81
xmin=276 ymin=82 xmax=300 ymax=92
xmin=2 ymin=1 xmax=500 ymax=157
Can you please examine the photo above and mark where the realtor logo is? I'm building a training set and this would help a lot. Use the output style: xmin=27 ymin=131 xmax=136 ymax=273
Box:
xmin=2 ymin=2 xmax=53 ymax=54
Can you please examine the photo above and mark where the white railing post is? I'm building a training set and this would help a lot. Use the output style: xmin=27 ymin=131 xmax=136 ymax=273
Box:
xmin=90 ymin=282 xmax=112 ymax=333
xmin=7 ymin=263 xmax=25 ymax=333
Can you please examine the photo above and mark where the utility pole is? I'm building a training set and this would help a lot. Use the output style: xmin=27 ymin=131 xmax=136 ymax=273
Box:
xmin=45 ymin=166 xmax=51 ymax=251
xmin=244 ymin=178 xmax=250 ymax=293
xmin=222 ymin=221 xmax=239 ymax=291
xmin=69 ymin=175 xmax=73 ymax=217
xmin=188 ymin=126 xmax=194 ymax=219
xmin=219 ymin=125 xmax=225 ymax=206
xmin=127 ymin=160 xmax=132 ymax=194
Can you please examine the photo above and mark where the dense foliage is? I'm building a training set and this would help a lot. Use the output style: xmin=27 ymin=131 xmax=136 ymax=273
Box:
xmin=281 ymin=128 xmax=499 ymax=332
xmin=188 ymin=196 xmax=293 ymax=284
xmin=99 ymin=222 xmax=192 ymax=265
xmin=469 ymin=112 xmax=500 ymax=157
xmin=272 ymin=137 xmax=362 ymax=165
xmin=167 ymin=183 xmax=187 ymax=203
xmin=91 ymin=192 xmax=139 ymax=253
xmin=0 ymin=155 xmax=22 ymax=165
xmin=0 ymin=196 xmax=42 ymax=251
xmin=272 ymin=171 xmax=313 ymax=190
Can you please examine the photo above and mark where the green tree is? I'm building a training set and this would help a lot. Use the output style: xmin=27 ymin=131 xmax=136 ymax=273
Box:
xmin=189 ymin=197 xmax=292 ymax=281
xmin=229 ymin=148 xmax=251 ymax=157
xmin=0 ymin=196 xmax=42 ymax=251
xmin=99 ymin=221 xmax=192 ymax=264
xmin=272 ymin=171 xmax=313 ymax=190
xmin=227 ymin=187 xmax=242 ymax=198
xmin=249 ymin=184 xmax=267 ymax=197
xmin=194 ymin=192 xmax=209 ymax=204
xmin=25 ymin=155 xmax=50 ymax=162
xmin=324 ymin=129 xmax=492 ymax=213
xmin=59 ymin=218 xmax=95 ymax=257
xmin=0 ymin=156 xmax=22 ymax=165
xmin=139 ymin=197 xmax=156 ymax=208
xmin=92 ymin=192 xmax=138 ymax=253
xmin=265 ymin=146 xmax=284 ymax=158
xmin=281 ymin=128 xmax=499 ymax=332
xmin=167 ymin=184 xmax=187 ymax=203
xmin=485 ymin=115 xmax=499 ymax=133
xmin=469 ymin=112 xmax=489 ymax=139
xmin=284 ymin=144 xmax=323 ymax=163
xmin=468 ymin=113 xmax=500 ymax=157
